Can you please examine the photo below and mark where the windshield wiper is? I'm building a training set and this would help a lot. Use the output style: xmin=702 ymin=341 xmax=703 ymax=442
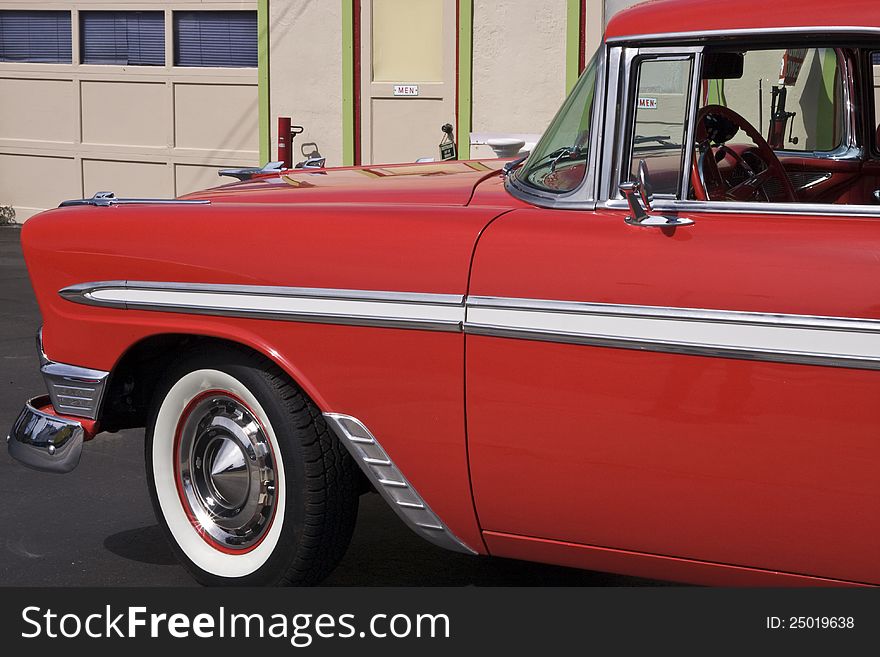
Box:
xmin=502 ymin=154 xmax=529 ymax=177
xmin=633 ymin=135 xmax=678 ymax=148
xmin=527 ymin=144 xmax=587 ymax=174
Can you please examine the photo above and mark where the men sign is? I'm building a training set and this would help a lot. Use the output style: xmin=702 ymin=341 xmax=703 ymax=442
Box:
xmin=393 ymin=85 xmax=420 ymax=97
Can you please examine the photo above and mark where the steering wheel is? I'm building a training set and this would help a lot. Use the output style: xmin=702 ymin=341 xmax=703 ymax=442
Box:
xmin=691 ymin=105 xmax=797 ymax=203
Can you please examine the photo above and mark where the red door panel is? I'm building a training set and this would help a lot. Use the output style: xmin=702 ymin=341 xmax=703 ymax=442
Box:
xmin=778 ymin=154 xmax=863 ymax=203
xmin=466 ymin=206 xmax=880 ymax=584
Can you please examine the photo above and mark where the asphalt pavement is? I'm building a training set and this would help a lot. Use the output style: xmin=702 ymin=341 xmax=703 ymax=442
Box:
xmin=0 ymin=226 xmax=661 ymax=586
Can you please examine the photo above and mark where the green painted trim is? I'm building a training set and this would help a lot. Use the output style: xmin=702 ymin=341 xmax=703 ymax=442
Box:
xmin=257 ymin=0 xmax=270 ymax=165
xmin=342 ymin=0 xmax=355 ymax=166
xmin=565 ymin=0 xmax=581 ymax=92
xmin=817 ymin=48 xmax=838 ymax=151
xmin=457 ymin=0 xmax=473 ymax=160
xmin=706 ymin=79 xmax=726 ymax=106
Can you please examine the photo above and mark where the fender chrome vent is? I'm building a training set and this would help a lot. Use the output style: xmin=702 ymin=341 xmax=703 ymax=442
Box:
xmin=324 ymin=413 xmax=477 ymax=555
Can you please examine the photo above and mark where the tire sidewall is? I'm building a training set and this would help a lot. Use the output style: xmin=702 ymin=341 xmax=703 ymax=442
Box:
xmin=146 ymin=353 xmax=307 ymax=586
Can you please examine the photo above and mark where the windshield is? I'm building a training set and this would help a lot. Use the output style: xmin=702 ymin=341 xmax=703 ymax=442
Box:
xmin=516 ymin=51 xmax=599 ymax=194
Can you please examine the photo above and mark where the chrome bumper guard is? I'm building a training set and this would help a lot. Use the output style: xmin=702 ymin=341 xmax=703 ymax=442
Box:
xmin=37 ymin=329 xmax=109 ymax=420
xmin=7 ymin=396 xmax=85 ymax=473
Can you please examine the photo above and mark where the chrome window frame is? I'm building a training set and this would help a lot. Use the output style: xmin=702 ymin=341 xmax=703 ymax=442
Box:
xmin=504 ymin=44 xmax=607 ymax=209
xmin=505 ymin=27 xmax=880 ymax=217
xmin=611 ymin=46 xmax=703 ymax=202
xmin=598 ymin=27 xmax=880 ymax=219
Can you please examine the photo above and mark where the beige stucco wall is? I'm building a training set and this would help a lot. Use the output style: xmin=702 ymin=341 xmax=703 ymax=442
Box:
xmin=268 ymin=0 xmax=343 ymax=167
xmin=585 ymin=0 xmax=605 ymax=60
xmin=0 ymin=1 xmax=259 ymax=222
xmin=470 ymin=0 xmax=568 ymax=158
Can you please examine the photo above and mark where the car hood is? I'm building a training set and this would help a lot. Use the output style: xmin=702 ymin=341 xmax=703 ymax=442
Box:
xmin=182 ymin=160 xmax=506 ymax=206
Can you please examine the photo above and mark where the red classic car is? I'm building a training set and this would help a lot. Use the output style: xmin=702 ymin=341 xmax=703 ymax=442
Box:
xmin=9 ymin=0 xmax=880 ymax=586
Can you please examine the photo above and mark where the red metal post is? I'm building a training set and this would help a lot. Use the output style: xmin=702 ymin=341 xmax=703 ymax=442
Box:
xmin=278 ymin=116 xmax=292 ymax=169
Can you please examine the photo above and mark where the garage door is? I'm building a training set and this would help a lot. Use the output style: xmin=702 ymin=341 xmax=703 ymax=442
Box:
xmin=0 ymin=4 xmax=259 ymax=222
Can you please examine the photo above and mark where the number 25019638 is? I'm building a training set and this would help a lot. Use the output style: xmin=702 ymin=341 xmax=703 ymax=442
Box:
xmin=766 ymin=617 xmax=855 ymax=630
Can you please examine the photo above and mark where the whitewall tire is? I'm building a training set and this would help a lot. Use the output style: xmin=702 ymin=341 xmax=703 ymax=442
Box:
xmin=145 ymin=346 xmax=359 ymax=586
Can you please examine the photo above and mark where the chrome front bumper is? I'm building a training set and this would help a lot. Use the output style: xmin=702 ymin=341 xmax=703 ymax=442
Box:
xmin=7 ymin=396 xmax=85 ymax=473
xmin=7 ymin=329 xmax=111 ymax=473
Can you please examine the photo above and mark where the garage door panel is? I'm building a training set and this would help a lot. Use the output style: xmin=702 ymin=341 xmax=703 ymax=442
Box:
xmin=81 ymin=81 xmax=168 ymax=148
xmin=82 ymin=159 xmax=171 ymax=198
xmin=0 ymin=153 xmax=78 ymax=211
xmin=174 ymin=83 xmax=258 ymax=153
xmin=0 ymin=79 xmax=75 ymax=143
xmin=1 ymin=4 xmax=259 ymax=222
xmin=174 ymin=163 xmax=233 ymax=196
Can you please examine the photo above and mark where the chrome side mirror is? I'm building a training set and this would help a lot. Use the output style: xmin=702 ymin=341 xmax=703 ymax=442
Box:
xmin=619 ymin=159 xmax=694 ymax=228
xmin=619 ymin=180 xmax=650 ymax=224
xmin=637 ymin=159 xmax=654 ymax=210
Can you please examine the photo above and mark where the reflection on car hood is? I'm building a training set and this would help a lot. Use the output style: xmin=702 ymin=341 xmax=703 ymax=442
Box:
xmin=182 ymin=160 xmax=505 ymax=207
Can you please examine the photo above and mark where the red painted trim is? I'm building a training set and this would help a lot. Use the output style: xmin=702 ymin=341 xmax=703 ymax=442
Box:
xmin=172 ymin=389 xmax=280 ymax=556
xmin=579 ymin=0 xmax=587 ymax=73
xmin=353 ymin=0 xmax=362 ymax=166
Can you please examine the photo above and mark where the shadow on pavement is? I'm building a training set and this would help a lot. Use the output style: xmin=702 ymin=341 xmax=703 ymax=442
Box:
xmin=104 ymin=526 xmax=178 ymax=566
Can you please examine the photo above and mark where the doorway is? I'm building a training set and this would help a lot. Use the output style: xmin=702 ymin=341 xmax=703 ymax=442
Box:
xmin=359 ymin=0 xmax=458 ymax=164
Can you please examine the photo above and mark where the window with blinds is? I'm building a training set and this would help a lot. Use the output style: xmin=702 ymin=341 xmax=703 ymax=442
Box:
xmin=174 ymin=11 xmax=257 ymax=68
xmin=0 ymin=10 xmax=72 ymax=63
xmin=80 ymin=11 xmax=164 ymax=66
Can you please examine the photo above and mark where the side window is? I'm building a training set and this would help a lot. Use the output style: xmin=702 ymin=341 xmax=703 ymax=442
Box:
xmin=700 ymin=48 xmax=845 ymax=154
xmin=692 ymin=47 xmax=848 ymax=204
xmin=627 ymin=57 xmax=693 ymax=197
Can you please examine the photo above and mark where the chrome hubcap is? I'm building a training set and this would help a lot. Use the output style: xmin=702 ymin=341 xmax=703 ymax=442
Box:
xmin=177 ymin=394 xmax=276 ymax=550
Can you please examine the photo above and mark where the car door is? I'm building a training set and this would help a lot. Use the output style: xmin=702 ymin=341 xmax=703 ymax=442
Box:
xmin=466 ymin=45 xmax=880 ymax=584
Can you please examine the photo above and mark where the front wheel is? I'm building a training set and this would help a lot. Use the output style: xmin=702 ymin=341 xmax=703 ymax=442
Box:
xmin=145 ymin=347 xmax=359 ymax=586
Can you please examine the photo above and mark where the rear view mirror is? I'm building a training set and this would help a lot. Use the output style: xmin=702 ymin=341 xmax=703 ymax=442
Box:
xmin=703 ymin=52 xmax=744 ymax=80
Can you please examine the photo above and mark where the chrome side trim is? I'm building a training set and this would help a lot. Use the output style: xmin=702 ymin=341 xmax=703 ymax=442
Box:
xmin=323 ymin=413 xmax=477 ymax=555
xmin=60 ymin=281 xmax=465 ymax=332
xmin=465 ymin=296 xmax=880 ymax=370
xmin=38 ymin=329 xmax=109 ymax=420
xmin=7 ymin=395 xmax=85 ymax=473
xmin=467 ymin=296 xmax=880 ymax=333
xmin=60 ymin=280 xmax=880 ymax=369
